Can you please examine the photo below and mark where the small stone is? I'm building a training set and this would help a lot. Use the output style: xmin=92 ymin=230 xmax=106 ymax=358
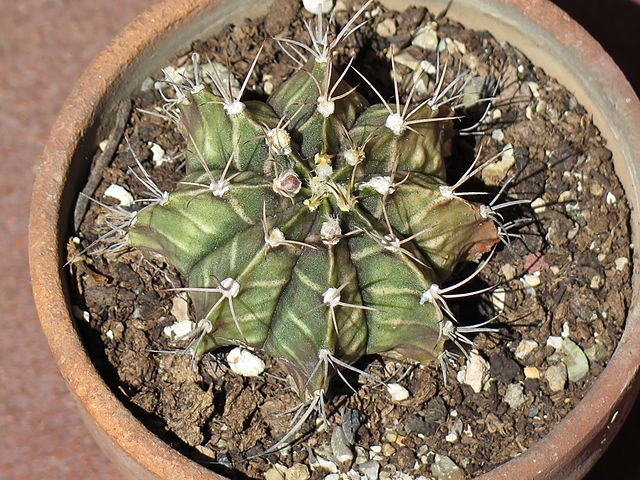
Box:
xmin=584 ymin=341 xmax=607 ymax=362
xmin=313 ymin=450 xmax=339 ymax=473
xmin=341 ymin=408 xmax=366 ymax=445
xmin=331 ymin=426 xmax=354 ymax=463
xmin=412 ymin=25 xmax=439 ymax=50
xmin=226 ymin=347 xmax=265 ymax=377
xmin=503 ymin=383 xmax=526 ymax=409
xmin=491 ymin=128 xmax=505 ymax=142
xmin=382 ymin=443 xmax=396 ymax=456
xmin=457 ymin=351 xmax=490 ymax=393
xmin=354 ymin=446 xmax=369 ymax=465
xmin=431 ymin=454 xmax=465 ymax=480
xmin=615 ymin=257 xmax=629 ymax=271
xmin=546 ymin=336 xmax=563 ymax=350
xmin=481 ymin=144 xmax=515 ymax=185
xmin=567 ymin=223 xmax=580 ymax=240
xmin=524 ymin=366 xmax=540 ymax=379
xmin=148 ymin=141 xmax=171 ymax=167
xmin=302 ymin=0 xmax=333 ymax=14
xmin=140 ymin=77 xmax=155 ymax=92
xmin=531 ymin=197 xmax=546 ymax=213
xmin=393 ymin=52 xmax=421 ymax=71
xmin=501 ymin=263 xmax=517 ymax=280
xmin=376 ymin=18 xmax=396 ymax=37
xmin=560 ymin=338 xmax=589 ymax=382
xmin=387 ymin=383 xmax=410 ymax=402
xmin=359 ymin=460 xmax=380 ymax=480
xmin=590 ymin=275 xmax=604 ymax=290
xmin=384 ymin=431 xmax=397 ymax=443
xmin=527 ymin=81 xmax=541 ymax=98
xmin=605 ymin=192 xmax=617 ymax=205
xmin=492 ymin=287 xmax=506 ymax=312
xmin=265 ymin=464 xmax=287 ymax=480
xmin=104 ymin=184 xmax=134 ymax=207
xmin=286 ymin=464 xmax=310 ymax=480
xmin=105 ymin=329 xmax=114 ymax=340
xmin=445 ymin=419 xmax=463 ymax=443
xmin=544 ymin=363 xmax=567 ymax=392
xmin=523 ymin=272 xmax=541 ymax=287
xmin=163 ymin=319 xmax=195 ymax=339
xmin=170 ymin=295 xmax=190 ymax=323
xmin=561 ymin=321 xmax=570 ymax=338
xmin=515 ymin=339 xmax=538 ymax=360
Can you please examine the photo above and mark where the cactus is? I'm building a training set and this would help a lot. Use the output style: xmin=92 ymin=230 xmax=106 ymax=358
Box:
xmin=125 ymin=2 xmax=500 ymax=403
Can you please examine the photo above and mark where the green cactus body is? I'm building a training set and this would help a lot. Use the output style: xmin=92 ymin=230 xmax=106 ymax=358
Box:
xmin=128 ymin=50 xmax=499 ymax=400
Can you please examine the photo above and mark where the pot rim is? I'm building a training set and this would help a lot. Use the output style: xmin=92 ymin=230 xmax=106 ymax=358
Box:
xmin=29 ymin=1 xmax=640 ymax=479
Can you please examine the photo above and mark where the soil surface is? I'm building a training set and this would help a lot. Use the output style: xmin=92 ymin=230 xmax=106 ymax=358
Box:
xmin=68 ymin=1 xmax=633 ymax=479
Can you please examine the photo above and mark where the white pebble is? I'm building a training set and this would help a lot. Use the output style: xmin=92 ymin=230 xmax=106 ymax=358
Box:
xmin=457 ymin=351 xmax=490 ymax=393
xmin=227 ymin=347 xmax=265 ymax=377
xmin=302 ymin=0 xmax=333 ymax=14
xmin=105 ymin=329 xmax=114 ymax=340
xmin=387 ymin=383 xmax=410 ymax=402
xmin=615 ymin=257 xmax=629 ymax=271
xmin=530 ymin=197 xmax=546 ymax=213
xmin=546 ymin=335 xmax=563 ymax=350
xmin=376 ymin=18 xmax=396 ymax=37
xmin=163 ymin=319 xmax=195 ymax=339
xmin=148 ymin=142 xmax=171 ymax=167
xmin=522 ymin=272 xmax=541 ymax=287
xmin=104 ymin=184 xmax=134 ymax=207
xmin=514 ymin=339 xmax=538 ymax=360
xmin=481 ymin=144 xmax=515 ymax=185
xmin=524 ymin=366 xmax=540 ymax=379
xmin=605 ymin=192 xmax=617 ymax=205
xmin=491 ymin=129 xmax=505 ymax=142
xmin=393 ymin=52 xmax=421 ymax=71
xmin=412 ymin=25 xmax=439 ymax=50
xmin=445 ymin=419 xmax=463 ymax=443
xmin=170 ymin=295 xmax=190 ymax=323
xmin=503 ymin=383 xmax=526 ymax=409
xmin=492 ymin=287 xmax=506 ymax=312
xmin=544 ymin=363 xmax=567 ymax=392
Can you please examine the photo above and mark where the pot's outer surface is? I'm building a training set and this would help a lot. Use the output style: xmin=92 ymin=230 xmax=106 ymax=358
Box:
xmin=29 ymin=0 xmax=640 ymax=479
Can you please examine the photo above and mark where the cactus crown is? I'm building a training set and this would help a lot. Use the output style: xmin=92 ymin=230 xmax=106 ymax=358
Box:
xmin=126 ymin=2 xmax=499 ymax=401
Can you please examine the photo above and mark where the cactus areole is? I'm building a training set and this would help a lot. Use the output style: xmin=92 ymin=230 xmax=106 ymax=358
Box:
xmin=127 ymin=19 xmax=499 ymax=401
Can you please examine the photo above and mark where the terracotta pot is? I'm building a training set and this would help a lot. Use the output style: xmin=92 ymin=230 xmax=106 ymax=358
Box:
xmin=29 ymin=0 xmax=640 ymax=478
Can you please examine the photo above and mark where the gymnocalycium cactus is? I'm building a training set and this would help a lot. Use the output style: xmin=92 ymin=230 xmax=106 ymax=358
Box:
xmin=126 ymin=2 xmax=500 ymax=403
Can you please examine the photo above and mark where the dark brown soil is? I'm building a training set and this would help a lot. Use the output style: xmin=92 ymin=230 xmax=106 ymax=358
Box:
xmin=67 ymin=1 xmax=632 ymax=479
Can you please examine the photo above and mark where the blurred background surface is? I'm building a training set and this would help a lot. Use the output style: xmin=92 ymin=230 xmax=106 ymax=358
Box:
xmin=0 ymin=1 xmax=637 ymax=478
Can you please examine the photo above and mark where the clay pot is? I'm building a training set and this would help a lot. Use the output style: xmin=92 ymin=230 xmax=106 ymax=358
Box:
xmin=29 ymin=0 xmax=640 ymax=479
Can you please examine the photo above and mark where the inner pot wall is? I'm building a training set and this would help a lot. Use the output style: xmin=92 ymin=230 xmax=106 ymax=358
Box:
xmin=28 ymin=0 xmax=640 ymax=479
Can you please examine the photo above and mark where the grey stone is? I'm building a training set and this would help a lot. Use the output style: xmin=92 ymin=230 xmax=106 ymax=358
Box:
xmin=503 ymin=383 xmax=526 ymax=409
xmin=544 ymin=363 xmax=567 ymax=392
xmin=358 ymin=460 xmax=380 ymax=480
xmin=341 ymin=407 xmax=366 ymax=445
xmin=331 ymin=426 xmax=354 ymax=464
xmin=560 ymin=338 xmax=589 ymax=382
xmin=431 ymin=454 xmax=465 ymax=480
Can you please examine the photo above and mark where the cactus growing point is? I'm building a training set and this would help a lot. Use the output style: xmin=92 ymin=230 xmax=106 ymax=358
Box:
xmin=125 ymin=3 xmax=500 ymax=402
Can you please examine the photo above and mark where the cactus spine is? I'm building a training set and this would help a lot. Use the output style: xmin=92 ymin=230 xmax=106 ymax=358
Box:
xmin=127 ymin=3 xmax=499 ymax=401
